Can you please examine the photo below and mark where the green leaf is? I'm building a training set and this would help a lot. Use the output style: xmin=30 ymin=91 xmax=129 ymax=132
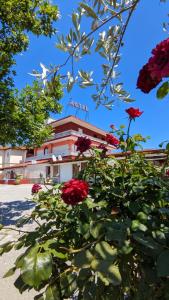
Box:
xmin=60 ymin=273 xmax=77 ymax=298
xmin=42 ymin=240 xmax=67 ymax=259
xmin=119 ymin=244 xmax=133 ymax=255
xmin=34 ymin=294 xmax=44 ymax=300
xmin=3 ymin=267 xmax=16 ymax=278
xmin=0 ymin=241 xmax=14 ymax=255
xmin=21 ymin=247 xmax=52 ymax=288
xmin=105 ymin=222 xmax=127 ymax=244
xmin=90 ymin=221 xmax=104 ymax=238
xmin=131 ymin=220 xmax=147 ymax=232
xmin=45 ymin=284 xmax=61 ymax=300
xmin=157 ymin=81 xmax=169 ymax=99
xmin=73 ymin=250 xmax=93 ymax=268
xmin=86 ymin=198 xmax=107 ymax=209
xmin=91 ymin=259 xmax=121 ymax=286
xmin=95 ymin=241 xmax=117 ymax=261
xmin=133 ymin=233 xmax=162 ymax=255
xmin=72 ymin=13 xmax=80 ymax=32
xmin=83 ymin=282 xmax=97 ymax=300
xmin=157 ymin=250 xmax=169 ymax=277
xmin=80 ymin=3 xmax=98 ymax=19
xmin=14 ymin=275 xmax=30 ymax=294
xmin=112 ymin=0 xmax=117 ymax=8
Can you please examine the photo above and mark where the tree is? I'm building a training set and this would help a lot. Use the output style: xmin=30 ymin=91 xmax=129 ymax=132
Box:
xmin=0 ymin=0 xmax=63 ymax=146
xmin=39 ymin=0 xmax=168 ymax=107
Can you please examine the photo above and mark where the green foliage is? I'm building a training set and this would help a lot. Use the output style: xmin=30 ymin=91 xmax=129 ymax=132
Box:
xmin=0 ymin=79 xmax=63 ymax=146
xmin=21 ymin=246 xmax=52 ymax=288
xmin=0 ymin=0 xmax=62 ymax=145
xmin=50 ymin=0 xmax=142 ymax=107
xmin=157 ymin=81 xmax=169 ymax=99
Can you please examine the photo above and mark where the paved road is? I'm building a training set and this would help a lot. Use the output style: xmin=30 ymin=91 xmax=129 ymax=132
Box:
xmin=0 ymin=185 xmax=37 ymax=300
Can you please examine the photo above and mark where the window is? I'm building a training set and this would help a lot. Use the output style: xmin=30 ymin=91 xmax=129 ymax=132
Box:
xmin=44 ymin=147 xmax=48 ymax=155
xmin=53 ymin=165 xmax=60 ymax=177
xmin=46 ymin=166 xmax=51 ymax=178
xmin=72 ymin=163 xmax=80 ymax=178
xmin=78 ymin=128 xmax=83 ymax=134
xmin=26 ymin=149 xmax=34 ymax=157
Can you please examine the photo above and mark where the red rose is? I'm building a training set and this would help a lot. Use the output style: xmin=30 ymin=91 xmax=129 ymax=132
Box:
xmin=75 ymin=136 xmax=91 ymax=153
xmin=32 ymin=183 xmax=42 ymax=194
xmin=137 ymin=38 xmax=169 ymax=93
xmin=61 ymin=179 xmax=89 ymax=205
xmin=149 ymin=38 xmax=169 ymax=80
xmin=126 ymin=107 xmax=143 ymax=119
xmin=105 ymin=134 xmax=120 ymax=147
xmin=137 ymin=63 xmax=161 ymax=93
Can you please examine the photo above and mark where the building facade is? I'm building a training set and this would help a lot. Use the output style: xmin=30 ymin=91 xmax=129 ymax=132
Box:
xmin=0 ymin=116 xmax=115 ymax=184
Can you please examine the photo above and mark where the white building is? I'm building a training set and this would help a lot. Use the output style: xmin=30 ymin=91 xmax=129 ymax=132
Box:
xmin=0 ymin=116 xmax=115 ymax=184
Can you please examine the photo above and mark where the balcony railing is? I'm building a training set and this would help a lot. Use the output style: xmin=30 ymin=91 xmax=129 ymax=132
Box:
xmin=49 ymin=130 xmax=106 ymax=144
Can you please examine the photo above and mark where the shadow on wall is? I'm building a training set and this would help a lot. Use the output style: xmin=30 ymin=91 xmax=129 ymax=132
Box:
xmin=0 ymin=200 xmax=35 ymax=226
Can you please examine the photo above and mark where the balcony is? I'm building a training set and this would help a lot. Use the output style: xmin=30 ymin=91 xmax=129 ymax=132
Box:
xmin=49 ymin=130 xmax=106 ymax=144
xmin=25 ymin=150 xmax=78 ymax=163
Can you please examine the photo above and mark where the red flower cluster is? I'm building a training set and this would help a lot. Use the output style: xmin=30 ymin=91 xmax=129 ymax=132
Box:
xmin=105 ymin=134 xmax=120 ymax=147
xmin=125 ymin=107 xmax=143 ymax=119
xmin=137 ymin=38 xmax=169 ymax=93
xmin=32 ymin=184 xmax=42 ymax=194
xmin=61 ymin=179 xmax=89 ymax=205
xmin=137 ymin=63 xmax=161 ymax=93
xmin=75 ymin=136 xmax=91 ymax=153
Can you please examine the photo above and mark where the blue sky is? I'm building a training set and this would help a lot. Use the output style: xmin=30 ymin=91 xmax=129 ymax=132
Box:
xmin=14 ymin=0 xmax=169 ymax=149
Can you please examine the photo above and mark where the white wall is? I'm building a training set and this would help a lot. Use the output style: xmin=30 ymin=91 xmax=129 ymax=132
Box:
xmin=1 ymin=149 xmax=26 ymax=167
xmin=26 ymin=164 xmax=47 ymax=179
xmin=60 ymin=163 xmax=72 ymax=182
xmin=26 ymin=163 xmax=73 ymax=182
xmin=10 ymin=153 xmax=24 ymax=165
xmin=4 ymin=150 xmax=10 ymax=166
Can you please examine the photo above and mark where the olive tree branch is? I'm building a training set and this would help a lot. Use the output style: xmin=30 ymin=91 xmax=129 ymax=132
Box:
xmin=53 ymin=2 xmax=139 ymax=76
xmin=98 ymin=0 xmax=140 ymax=99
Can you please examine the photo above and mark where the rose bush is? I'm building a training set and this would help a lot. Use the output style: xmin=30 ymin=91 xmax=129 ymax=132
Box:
xmin=1 ymin=110 xmax=169 ymax=300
